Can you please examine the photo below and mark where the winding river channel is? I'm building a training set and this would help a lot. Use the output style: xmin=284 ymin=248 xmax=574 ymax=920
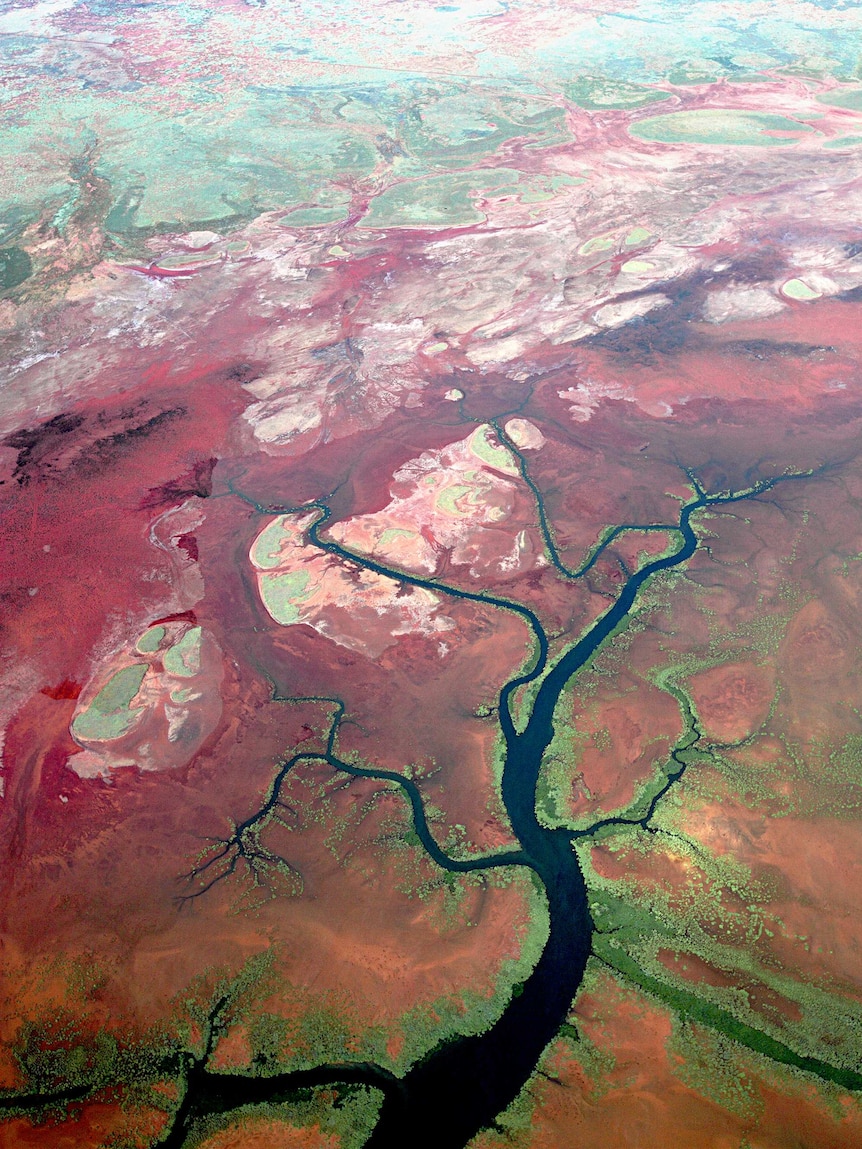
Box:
xmin=0 ymin=448 xmax=844 ymax=1146
xmin=291 ymin=466 xmax=804 ymax=1147
xmin=146 ymin=454 xmax=842 ymax=1147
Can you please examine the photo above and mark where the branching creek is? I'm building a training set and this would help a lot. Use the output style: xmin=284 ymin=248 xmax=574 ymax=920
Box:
xmin=6 ymin=439 xmax=859 ymax=1146
xmin=166 ymin=448 xmax=862 ymax=1147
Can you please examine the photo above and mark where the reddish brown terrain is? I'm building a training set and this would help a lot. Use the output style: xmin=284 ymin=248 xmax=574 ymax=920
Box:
xmin=4 ymin=2 xmax=862 ymax=1145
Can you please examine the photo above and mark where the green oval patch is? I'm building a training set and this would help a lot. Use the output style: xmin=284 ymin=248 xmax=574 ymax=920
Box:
xmin=630 ymin=109 xmax=815 ymax=147
xmin=72 ymin=664 xmax=148 ymax=741
xmin=565 ymin=77 xmax=670 ymax=111
xmin=824 ymin=135 xmax=862 ymax=149
xmin=136 ymin=625 xmax=166 ymax=654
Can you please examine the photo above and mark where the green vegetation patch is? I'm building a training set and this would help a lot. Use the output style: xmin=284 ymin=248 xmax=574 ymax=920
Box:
xmin=670 ymin=1014 xmax=762 ymax=1118
xmin=71 ymin=663 xmax=147 ymax=742
xmin=586 ymin=832 xmax=862 ymax=1093
xmin=579 ymin=232 xmax=616 ymax=255
xmin=154 ymin=253 xmax=220 ymax=271
xmin=7 ymin=1006 xmax=174 ymax=1124
xmin=251 ymin=516 xmax=292 ymax=570
xmin=361 ymin=169 xmax=517 ymax=228
xmin=359 ymin=168 xmax=577 ymax=229
xmin=630 ymin=109 xmax=815 ymax=146
xmin=259 ymin=571 xmax=314 ymax=625
xmin=663 ymin=58 xmax=769 ymax=86
xmin=595 ymin=936 xmax=862 ymax=1092
xmin=515 ymin=173 xmax=585 ymax=204
xmin=384 ymin=873 xmax=551 ymax=1074
xmin=624 ymin=226 xmax=652 ymax=246
xmin=163 ymin=626 xmax=203 ymax=677
xmin=184 ymin=1086 xmax=384 ymax=1149
xmin=824 ymin=135 xmax=862 ymax=149
xmin=565 ymin=77 xmax=671 ymax=110
xmin=436 ymin=483 xmax=474 ymax=516
xmin=135 ymin=625 xmax=166 ymax=654
xmin=535 ymin=709 xmax=589 ymax=828
xmin=469 ymin=424 xmax=518 ymax=474
xmin=782 ymin=277 xmax=821 ymax=300
xmin=281 ymin=188 xmax=352 ymax=228
xmin=377 ymin=527 xmax=416 ymax=548
xmin=397 ymin=88 xmax=570 ymax=164
xmin=280 ymin=204 xmax=349 ymax=227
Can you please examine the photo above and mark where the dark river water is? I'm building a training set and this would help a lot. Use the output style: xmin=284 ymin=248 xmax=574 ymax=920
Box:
xmin=311 ymin=493 xmax=705 ymax=1148
xmin=155 ymin=465 xmax=827 ymax=1149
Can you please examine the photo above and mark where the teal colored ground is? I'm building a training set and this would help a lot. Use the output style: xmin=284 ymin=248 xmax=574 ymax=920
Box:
xmin=817 ymin=88 xmax=862 ymax=110
xmin=3 ymin=0 xmax=861 ymax=242
xmin=0 ymin=82 xmax=571 ymax=237
xmin=630 ymin=109 xmax=816 ymax=146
